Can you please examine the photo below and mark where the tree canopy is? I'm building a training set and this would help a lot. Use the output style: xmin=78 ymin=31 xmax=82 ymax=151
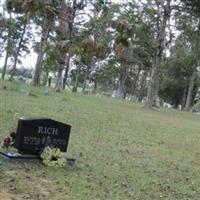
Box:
xmin=1 ymin=0 xmax=200 ymax=111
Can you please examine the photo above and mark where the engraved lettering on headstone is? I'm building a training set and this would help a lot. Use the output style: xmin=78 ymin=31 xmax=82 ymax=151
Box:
xmin=52 ymin=139 xmax=67 ymax=145
xmin=38 ymin=126 xmax=43 ymax=134
xmin=23 ymin=136 xmax=41 ymax=145
xmin=38 ymin=126 xmax=58 ymax=135
xmin=41 ymin=137 xmax=46 ymax=145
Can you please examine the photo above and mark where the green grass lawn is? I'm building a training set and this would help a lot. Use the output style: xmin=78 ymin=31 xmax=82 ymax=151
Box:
xmin=0 ymin=80 xmax=200 ymax=200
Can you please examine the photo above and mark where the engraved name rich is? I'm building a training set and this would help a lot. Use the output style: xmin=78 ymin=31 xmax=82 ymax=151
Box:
xmin=38 ymin=126 xmax=58 ymax=135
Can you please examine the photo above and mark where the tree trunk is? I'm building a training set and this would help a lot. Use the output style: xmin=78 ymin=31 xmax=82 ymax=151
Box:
xmin=138 ymin=72 xmax=147 ymax=102
xmin=92 ymin=77 xmax=98 ymax=94
xmin=32 ymin=16 xmax=52 ymax=86
xmin=1 ymin=50 xmax=9 ymax=80
xmin=184 ymin=71 xmax=196 ymax=111
xmin=62 ymin=55 xmax=71 ymax=90
xmin=145 ymin=0 xmax=171 ymax=109
xmin=48 ymin=74 xmax=52 ymax=87
xmin=130 ymin=68 xmax=141 ymax=97
xmin=82 ymin=67 xmax=90 ymax=93
xmin=1 ymin=12 xmax=12 ymax=80
xmin=174 ymin=97 xmax=180 ymax=109
xmin=181 ymin=87 xmax=187 ymax=110
xmin=55 ymin=0 xmax=77 ymax=92
xmin=116 ymin=67 xmax=127 ymax=99
xmin=9 ymin=17 xmax=28 ymax=81
xmin=145 ymin=55 xmax=161 ymax=108
xmin=55 ymin=59 xmax=66 ymax=92
xmin=72 ymin=65 xmax=80 ymax=93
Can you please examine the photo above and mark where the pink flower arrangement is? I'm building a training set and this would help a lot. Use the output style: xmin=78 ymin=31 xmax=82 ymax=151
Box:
xmin=1 ymin=132 xmax=16 ymax=149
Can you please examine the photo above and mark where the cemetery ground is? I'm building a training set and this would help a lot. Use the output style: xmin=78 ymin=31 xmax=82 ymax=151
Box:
xmin=0 ymin=81 xmax=200 ymax=200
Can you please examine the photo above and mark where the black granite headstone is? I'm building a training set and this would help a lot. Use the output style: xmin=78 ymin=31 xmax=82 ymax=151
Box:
xmin=15 ymin=118 xmax=71 ymax=155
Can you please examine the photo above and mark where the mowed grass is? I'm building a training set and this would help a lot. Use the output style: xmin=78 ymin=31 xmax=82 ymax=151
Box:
xmin=0 ymin=80 xmax=200 ymax=200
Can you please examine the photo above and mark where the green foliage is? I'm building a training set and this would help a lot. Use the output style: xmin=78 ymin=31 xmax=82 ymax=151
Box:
xmin=91 ymin=62 xmax=119 ymax=92
xmin=191 ymin=101 xmax=200 ymax=112
xmin=70 ymin=66 xmax=85 ymax=85
xmin=9 ymin=80 xmax=22 ymax=92
xmin=183 ymin=0 xmax=200 ymax=16
xmin=159 ymin=19 xmax=200 ymax=106
xmin=43 ymin=45 xmax=59 ymax=74
xmin=71 ymin=39 xmax=106 ymax=65
xmin=6 ymin=0 xmax=59 ymax=17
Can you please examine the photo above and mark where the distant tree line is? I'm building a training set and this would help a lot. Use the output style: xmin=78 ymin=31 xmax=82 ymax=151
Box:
xmin=1 ymin=0 xmax=200 ymax=111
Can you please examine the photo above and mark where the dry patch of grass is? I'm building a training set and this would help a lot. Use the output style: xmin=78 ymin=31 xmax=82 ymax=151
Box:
xmin=0 ymin=188 xmax=20 ymax=200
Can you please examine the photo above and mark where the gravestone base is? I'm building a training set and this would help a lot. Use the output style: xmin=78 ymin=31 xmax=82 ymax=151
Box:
xmin=0 ymin=152 xmax=40 ymax=161
xmin=0 ymin=151 xmax=76 ymax=166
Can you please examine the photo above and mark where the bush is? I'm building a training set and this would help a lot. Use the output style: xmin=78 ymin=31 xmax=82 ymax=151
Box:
xmin=191 ymin=101 xmax=200 ymax=113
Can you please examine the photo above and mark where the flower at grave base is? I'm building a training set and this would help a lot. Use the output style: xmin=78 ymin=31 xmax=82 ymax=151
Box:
xmin=1 ymin=132 xmax=16 ymax=149
xmin=40 ymin=146 xmax=67 ymax=167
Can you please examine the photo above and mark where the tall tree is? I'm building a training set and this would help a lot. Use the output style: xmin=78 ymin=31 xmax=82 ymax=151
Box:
xmin=144 ymin=0 xmax=172 ymax=108
xmin=1 ymin=10 xmax=12 ymax=80
xmin=5 ymin=0 xmax=58 ymax=85
xmin=109 ymin=5 xmax=152 ymax=99
xmin=62 ymin=0 xmax=78 ymax=90
xmin=9 ymin=14 xmax=31 ymax=81
xmin=159 ymin=35 xmax=197 ymax=109
xmin=32 ymin=0 xmax=58 ymax=86
xmin=54 ymin=0 xmax=78 ymax=92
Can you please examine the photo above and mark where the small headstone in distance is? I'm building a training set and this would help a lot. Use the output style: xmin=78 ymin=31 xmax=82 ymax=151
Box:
xmin=44 ymin=89 xmax=50 ymax=95
xmin=26 ymin=91 xmax=37 ymax=97
xmin=15 ymin=118 xmax=71 ymax=155
xmin=2 ymin=85 xmax=7 ymax=90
